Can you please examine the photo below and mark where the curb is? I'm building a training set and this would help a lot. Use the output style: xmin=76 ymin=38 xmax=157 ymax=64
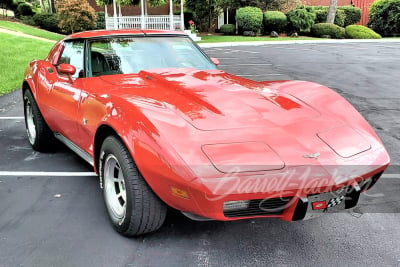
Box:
xmin=198 ymin=38 xmax=400 ymax=48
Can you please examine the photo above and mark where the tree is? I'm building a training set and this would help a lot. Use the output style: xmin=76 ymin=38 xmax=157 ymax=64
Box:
xmin=0 ymin=0 xmax=13 ymax=16
xmin=265 ymin=0 xmax=302 ymax=13
xmin=56 ymin=0 xmax=97 ymax=34
xmin=326 ymin=0 xmax=338 ymax=23
xmin=186 ymin=0 xmax=223 ymax=32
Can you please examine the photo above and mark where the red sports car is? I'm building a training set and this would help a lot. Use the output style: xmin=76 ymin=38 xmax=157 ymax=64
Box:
xmin=22 ymin=29 xmax=390 ymax=236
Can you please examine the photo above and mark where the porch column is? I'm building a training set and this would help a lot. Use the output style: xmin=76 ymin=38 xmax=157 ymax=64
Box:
xmin=169 ymin=0 xmax=174 ymax=30
xmin=180 ymin=0 xmax=184 ymax=31
xmin=118 ymin=4 xmax=122 ymax=17
xmin=141 ymin=0 xmax=145 ymax=29
xmin=113 ymin=0 xmax=117 ymax=29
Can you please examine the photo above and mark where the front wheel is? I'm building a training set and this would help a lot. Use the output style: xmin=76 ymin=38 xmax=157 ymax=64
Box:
xmin=100 ymin=136 xmax=167 ymax=236
xmin=23 ymin=89 xmax=54 ymax=151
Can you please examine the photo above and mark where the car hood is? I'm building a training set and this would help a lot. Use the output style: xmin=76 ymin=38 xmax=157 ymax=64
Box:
xmin=99 ymin=68 xmax=320 ymax=131
xmin=96 ymin=68 xmax=388 ymax=178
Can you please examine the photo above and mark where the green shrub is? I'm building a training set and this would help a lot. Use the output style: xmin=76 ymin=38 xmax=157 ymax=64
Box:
xmin=313 ymin=7 xmax=345 ymax=27
xmin=286 ymin=8 xmax=316 ymax=33
xmin=368 ymin=0 xmax=400 ymax=36
xmin=311 ymin=23 xmax=345 ymax=38
xmin=345 ymin=25 xmax=382 ymax=39
xmin=236 ymin=6 xmax=263 ymax=34
xmin=33 ymin=13 xmax=60 ymax=33
xmin=220 ymin=24 xmax=235 ymax=35
xmin=20 ymin=15 xmax=36 ymax=26
xmin=16 ymin=3 xmax=34 ymax=17
xmin=96 ymin=11 xmax=105 ymax=30
xmin=264 ymin=11 xmax=287 ymax=34
xmin=338 ymin=5 xmax=361 ymax=26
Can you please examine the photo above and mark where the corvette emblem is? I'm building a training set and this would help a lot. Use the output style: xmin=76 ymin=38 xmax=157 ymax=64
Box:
xmin=303 ymin=152 xmax=321 ymax=159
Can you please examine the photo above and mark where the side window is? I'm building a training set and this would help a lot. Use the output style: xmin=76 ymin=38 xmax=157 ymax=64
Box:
xmin=58 ymin=41 xmax=84 ymax=78
xmin=89 ymin=40 xmax=122 ymax=77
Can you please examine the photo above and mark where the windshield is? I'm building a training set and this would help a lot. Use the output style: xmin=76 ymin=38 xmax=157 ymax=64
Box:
xmin=88 ymin=36 xmax=217 ymax=77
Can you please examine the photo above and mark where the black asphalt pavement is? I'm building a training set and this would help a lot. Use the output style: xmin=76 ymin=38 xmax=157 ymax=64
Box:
xmin=0 ymin=42 xmax=399 ymax=267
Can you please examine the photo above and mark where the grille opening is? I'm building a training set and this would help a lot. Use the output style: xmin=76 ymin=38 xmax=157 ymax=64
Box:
xmin=224 ymin=197 xmax=292 ymax=218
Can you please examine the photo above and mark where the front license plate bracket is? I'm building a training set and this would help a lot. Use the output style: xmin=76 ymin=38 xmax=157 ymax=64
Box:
xmin=293 ymin=185 xmax=361 ymax=221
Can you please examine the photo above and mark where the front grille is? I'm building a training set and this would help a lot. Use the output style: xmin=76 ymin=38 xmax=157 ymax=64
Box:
xmin=224 ymin=197 xmax=292 ymax=218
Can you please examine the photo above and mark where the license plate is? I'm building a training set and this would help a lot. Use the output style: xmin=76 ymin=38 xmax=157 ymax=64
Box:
xmin=303 ymin=186 xmax=349 ymax=220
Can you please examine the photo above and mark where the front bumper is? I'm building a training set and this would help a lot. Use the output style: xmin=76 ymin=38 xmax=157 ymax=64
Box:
xmin=172 ymin=167 xmax=386 ymax=222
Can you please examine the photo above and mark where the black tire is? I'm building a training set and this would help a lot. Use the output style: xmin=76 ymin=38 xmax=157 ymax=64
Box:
xmin=23 ymin=89 xmax=54 ymax=151
xmin=100 ymin=135 xmax=167 ymax=236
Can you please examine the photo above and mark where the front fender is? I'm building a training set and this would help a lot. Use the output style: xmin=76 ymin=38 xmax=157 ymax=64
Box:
xmin=262 ymin=80 xmax=382 ymax=142
xmin=23 ymin=60 xmax=39 ymax=95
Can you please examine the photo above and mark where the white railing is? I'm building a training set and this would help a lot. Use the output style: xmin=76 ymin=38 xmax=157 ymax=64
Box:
xmin=106 ymin=15 xmax=182 ymax=31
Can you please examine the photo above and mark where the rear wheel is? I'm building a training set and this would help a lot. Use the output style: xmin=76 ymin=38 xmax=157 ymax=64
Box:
xmin=23 ymin=89 xmax=54 ymax=151
xmin=100 ymin=136 xmax=167 ymax=236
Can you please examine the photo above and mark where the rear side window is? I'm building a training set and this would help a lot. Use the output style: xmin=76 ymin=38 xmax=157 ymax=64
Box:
xmin=58 ymin=41 xmax=84 ymax=78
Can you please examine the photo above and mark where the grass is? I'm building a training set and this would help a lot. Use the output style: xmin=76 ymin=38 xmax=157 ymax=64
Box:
xmin=0 ymin=20 xmax=64 ymax=41
xmin=198 ymin=35 xmax=320 ymax=43
xmin=0 ymin=33 xmax=54 ymax=96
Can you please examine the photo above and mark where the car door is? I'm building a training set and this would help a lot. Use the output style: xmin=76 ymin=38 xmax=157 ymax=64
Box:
xmin=39 ymin=40 xmax=85 ymax=143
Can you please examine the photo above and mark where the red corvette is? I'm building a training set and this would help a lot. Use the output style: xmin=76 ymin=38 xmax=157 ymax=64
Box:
xmin=22 ymin=29 xmax=390 ymax=236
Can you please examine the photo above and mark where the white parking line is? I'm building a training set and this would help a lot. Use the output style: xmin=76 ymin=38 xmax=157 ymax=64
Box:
xmin=239 ymin=74 xmax=282 ymax=77
xmin=381 ymin=174 xmax=400 ymax=179
xmin=220 ymin=63 xmax=272 ymax=67
xmin=0 ymin=117 xmax=24 ymax=120
xmin=0 ymin=171 xmax=97 ymax=177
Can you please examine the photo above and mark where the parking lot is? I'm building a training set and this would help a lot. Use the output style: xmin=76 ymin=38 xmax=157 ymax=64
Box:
xmin=1 ymin=42 xmax=400 ymax=266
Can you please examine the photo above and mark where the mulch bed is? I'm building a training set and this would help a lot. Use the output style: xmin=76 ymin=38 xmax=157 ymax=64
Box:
xmin=0 ymin=15 xmax=19 ymax=22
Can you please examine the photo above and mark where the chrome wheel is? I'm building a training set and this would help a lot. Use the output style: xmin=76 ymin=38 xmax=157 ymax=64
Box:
xmin=100 ymin=135 xmax=167 ymax=236
xmin=24 ymin=97 xmax=36 ymax=145
xmin=103 ymin=154 xmax=127 ymax=225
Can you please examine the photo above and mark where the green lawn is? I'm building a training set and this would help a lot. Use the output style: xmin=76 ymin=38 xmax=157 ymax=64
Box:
xmin=0 ymin=20 xmax=64 ymax=41
xmin=198 ymin=35 xmax=320 ymax=43
xmin=0 ymin=33 xmax=54 ymax=96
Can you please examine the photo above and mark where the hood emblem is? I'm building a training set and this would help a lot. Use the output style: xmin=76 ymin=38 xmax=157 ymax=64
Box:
xmin=303 ymin=152 xmax=321 ymax=159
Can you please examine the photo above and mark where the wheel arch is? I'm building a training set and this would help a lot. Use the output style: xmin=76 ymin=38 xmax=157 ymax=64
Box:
xmin=22 ymin=80 xmax=35 ymax=96
xmin=93 ymin=124 xmax=120 ymax=173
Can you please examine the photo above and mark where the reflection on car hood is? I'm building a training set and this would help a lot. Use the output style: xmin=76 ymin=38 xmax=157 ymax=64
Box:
xmin=99 ymin=68 xmax=320 ymax=131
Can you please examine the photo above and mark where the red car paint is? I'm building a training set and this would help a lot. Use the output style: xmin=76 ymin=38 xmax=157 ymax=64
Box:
xmin=23 ymin=30 xmax=390 ymax=221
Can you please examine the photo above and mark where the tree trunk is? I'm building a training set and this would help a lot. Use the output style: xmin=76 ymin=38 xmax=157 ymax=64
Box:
xmin=38 ymin=0 xmax=45 ymax=12
xmin=326 ymin=0 xmax=338 ymax=24
xmin=47 ymin=0 xmax=56 ymax=13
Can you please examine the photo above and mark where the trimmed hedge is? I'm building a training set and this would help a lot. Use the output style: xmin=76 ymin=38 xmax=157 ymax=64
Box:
xmin=314 ymin=8 xmax=345 ymax=27
xmin=20 ymin=15 xmax=36 ymax=26
xmin=311 ymin=23 xmax=345 ymax=38
xmin=264 ymin=11 xmax=287 ymax=34
xmin=299 ymin=5 xmax=360 ymax=27
xmin=32 ymin=13 xmax=61 ymax=33
xmin=286 ymin=8 xmax=316 ymax=33
xmin=345 ymin=25 xmax=382 ymax=39
xmin=236 ymin=6 xmax=263 ymax=34
xmin=220 ymin=24 xmax=235 ymax=35
xmin=338 ymin=5 xmax=361 ymax=26
xmin=368 ymin=0 xmax=400 ymax=36
xmin=16 ymin=3 xmax=34 ymax=17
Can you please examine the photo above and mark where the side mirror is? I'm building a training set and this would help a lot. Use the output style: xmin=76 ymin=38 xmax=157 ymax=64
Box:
xmin=58 ymin=63 xmax=76 ymax=75
xmin=58 ymin=63 xmax=76 ymax=83
xmin=210 ymin=57 xmax=220 ymax=66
